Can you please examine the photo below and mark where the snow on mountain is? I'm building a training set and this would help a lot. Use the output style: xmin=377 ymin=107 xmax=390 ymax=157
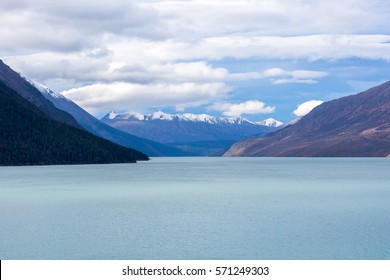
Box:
xmin=23 ymin=77 xmax=67 ymax=100
xmin=257 ymin=118 xmax=284 ymax=127
xmin=104 ymin=111 xmax=282 ymax=127
xmin=182 ymin=113 xmax=215 ymax=123
xmin=150 ymin=111 xmax=175 ymax=121
xmin=107 ymin=111 xmax=118 ymax=119
xmin=101 ymin=111 xmax=280 ymax=144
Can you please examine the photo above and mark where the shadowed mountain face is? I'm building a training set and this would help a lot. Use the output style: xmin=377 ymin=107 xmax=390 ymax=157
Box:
xmin=225 ymin=81 xmax=390 ymax=157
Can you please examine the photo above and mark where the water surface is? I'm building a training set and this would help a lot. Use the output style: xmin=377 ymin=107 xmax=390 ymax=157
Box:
xmin=0 ymin=157 xmax=389 ymax=259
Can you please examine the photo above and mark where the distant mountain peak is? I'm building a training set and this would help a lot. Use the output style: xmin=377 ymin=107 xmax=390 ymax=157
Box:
xmin=182 ymin=113 xmax=215 ymax=123
xmin=101 ymin=110 xmax=279 ymax=145
xmin=106 ymin=111 xmax=118 ymax=119
xmin=104 ymin=111 xmax=283 ymax=127
xmin=257 ymin=118 xmax=284 ymax=127
xmin=150 ymin=111 xmax=175 ymax=121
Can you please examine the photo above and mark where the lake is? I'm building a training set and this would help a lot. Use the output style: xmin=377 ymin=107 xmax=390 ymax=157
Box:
xmin=0 ymin=157 xmax=389 ymax=259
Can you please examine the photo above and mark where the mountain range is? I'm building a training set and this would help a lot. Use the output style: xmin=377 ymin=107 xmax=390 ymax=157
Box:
xmin=224 ymin=81 xmax=390 ymax=157
xmin=28 ymin=81 xmax=190 ymax=157
xmin=101 ymin=111 xmax=280 ymax=156
xmin=0 ymin=60 xmax=148 ymax=165
xmin=2 ymin=58 xmax=388 ymax=162
xmin=27 ymin=80 xmax=281 ymax=156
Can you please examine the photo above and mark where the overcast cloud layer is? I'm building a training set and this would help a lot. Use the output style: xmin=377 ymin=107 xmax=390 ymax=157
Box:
xmin=1 ymin=0 xmax=389 ymax=121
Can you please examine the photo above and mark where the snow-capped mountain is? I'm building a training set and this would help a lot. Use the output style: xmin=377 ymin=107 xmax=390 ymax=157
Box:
xmin=101 ymin=111 xmax=281 ymax=144
xmin=23 ymin=78 xmax=68 ymax=100
xmin=25 ymin=79 xmax=191 ymax=156
xmin=24 ymin=77 xmax=282 ymax=156
xmin=105 ymin=111 xmax=282 ymax=127
xmin=257 ymin=118 xmax=283 ymax=127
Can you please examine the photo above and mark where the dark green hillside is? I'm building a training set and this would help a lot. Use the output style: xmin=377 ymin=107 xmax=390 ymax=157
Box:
xmin=0 ymin=81 xmax=148 ymax=165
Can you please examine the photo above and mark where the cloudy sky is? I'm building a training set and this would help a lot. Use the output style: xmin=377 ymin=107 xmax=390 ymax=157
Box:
xmin=1 ymin=0 xmax=389 ymax=122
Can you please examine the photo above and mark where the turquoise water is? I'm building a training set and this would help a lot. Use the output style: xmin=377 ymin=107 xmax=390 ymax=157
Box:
xmin=0 ymin=157 xmax=389 ymax=259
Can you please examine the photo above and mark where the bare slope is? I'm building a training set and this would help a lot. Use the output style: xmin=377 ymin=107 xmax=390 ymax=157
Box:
xmin=225 ymin=81 xmax=390 ymax=157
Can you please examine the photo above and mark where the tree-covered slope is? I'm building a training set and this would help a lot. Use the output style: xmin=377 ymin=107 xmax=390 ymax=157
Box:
xmin=0 ymin=81 xmax=148 ymax=165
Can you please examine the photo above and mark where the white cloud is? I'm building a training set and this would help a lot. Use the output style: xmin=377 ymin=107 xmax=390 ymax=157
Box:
xmin=2 ymin=0 xmax=388 ymax=56
xmin=293 ymin=100 xmax=324 ymax=117
xmin=272 ymin=79 xmax=318 ymax=85
xmin=229 ymin=68 xmax=328 ymax=84
xmin=153 ymin=35 xmax=390 ymax=61
xmin=7 ymin=52 xmax=327 ymax=91
xmin=143 ymin=0 xmax=390 ymax=37
xmin=262 ymin=68 xmax=286 ymax=77
xmin=62 ymin=82 xmax=230 ymax=115
xmin=211 ymin=100 xmax=275 ymax=117
xmin=1 ymin=0 xmax=389 ymax=59
xmin=1 ymin=0 xmax=389 ymax=119
xmin=102 ymin=35 xmax=390 ymax=67
xmin=266 ymin=68 xmax=328 ymax=84
xmin=4 ymin=53 xmax=329 ymax=115
xmin=140 ymin=62 xmax=229 ymax=83
xmin=0 ymin=0 xmax=164 ymax=54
